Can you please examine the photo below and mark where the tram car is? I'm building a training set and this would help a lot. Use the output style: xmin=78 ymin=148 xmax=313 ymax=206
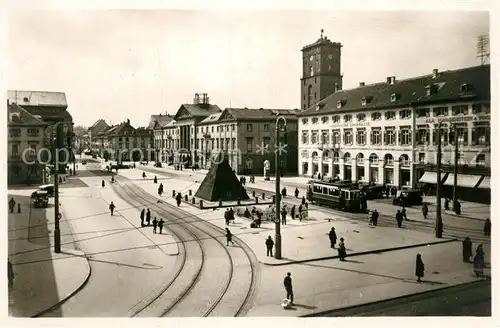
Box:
xmin=306 ymin=180 xmax=362 ymax=212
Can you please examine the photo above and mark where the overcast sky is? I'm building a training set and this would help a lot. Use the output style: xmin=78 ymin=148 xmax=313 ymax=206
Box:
xmin=7 ymin=10 xmax=489 ymax=127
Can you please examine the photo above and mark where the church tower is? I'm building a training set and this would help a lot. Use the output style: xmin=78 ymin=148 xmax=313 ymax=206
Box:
xmin=300 ymin=30 xmax=343 ymax=111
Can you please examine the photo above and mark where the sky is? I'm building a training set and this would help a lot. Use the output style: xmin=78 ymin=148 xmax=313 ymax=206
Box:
xmin=6 ymin=10 xmax=490 ymax=127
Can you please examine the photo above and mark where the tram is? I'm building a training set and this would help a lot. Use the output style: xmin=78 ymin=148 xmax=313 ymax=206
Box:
xmin=306 ymin=180 xmax=362 ymax=212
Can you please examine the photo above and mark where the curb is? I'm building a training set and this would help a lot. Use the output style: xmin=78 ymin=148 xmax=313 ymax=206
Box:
xmin=300 ymin=278 xmax=490 ymax=317
xmin=31 ymin=250 xmax=92 ymax=318
xmin=259 ymin=238 xmax=458 ymax=266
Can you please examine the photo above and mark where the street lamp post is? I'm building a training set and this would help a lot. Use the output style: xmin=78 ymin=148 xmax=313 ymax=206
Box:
xmin=52 ymin=122 xmax=65 ymax=253
xmin=451 ymin=124 xmax=460 ymax=211
xmin=274 ymin=116 xmax=287 ymax=260
xmin=435 ymin=123 xmax=443 ymax=238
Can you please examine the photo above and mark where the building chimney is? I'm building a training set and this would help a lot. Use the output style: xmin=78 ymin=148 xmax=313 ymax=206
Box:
xmin=334 ymin=83 xmax=340 ymax=92
xmin=387 ymin=76 xmax=396 ymax=84
xmin=359 ymin=82 xmax=365 ymax=87
xmin=193 ymin=93 xmax=200 ymax=104
xmin=127 ymin=119 xmax=130 ymax=124
xmin=432 ymin=69 xmax=439 ymax=78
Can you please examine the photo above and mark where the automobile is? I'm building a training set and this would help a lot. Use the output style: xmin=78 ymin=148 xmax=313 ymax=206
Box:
xmin=31 ymin=184 xmax=55 ymax=198
xmin=82 ymin=160 xmax=87 ymax=165
xmin=393 ymin=189 xmax=423 ymax=207
xmin=360 ymin=184 xmax=386 ymax=200
xmin=33 ymin=191 xmax=49 ymax=208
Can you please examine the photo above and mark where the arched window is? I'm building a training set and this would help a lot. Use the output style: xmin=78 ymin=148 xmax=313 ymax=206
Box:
xmin=323 ymin=150 xmax=330 ymax=159
xmin=400 ymin=154 xmax=410 ymax=166
xmin=384 ymin=154 xmax=394 ymax=166
xmin=307 ymin=85 xmax=313 ymax=108
xmin=344 ymin=152 xmax=351 ymax=162
xmin=369 ymin=153 xmax=378 ymax=164
xmin=333 ymin=151 xmax=340 ymax=163
xmin=312 ymin=151 xmax=318 ymax=160
xmin=356 ymin=153 xmax=364 ymax=164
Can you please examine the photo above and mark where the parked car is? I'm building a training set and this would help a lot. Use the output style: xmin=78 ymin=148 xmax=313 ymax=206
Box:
xmin=31 ymin=184 xmax=55 ymax=198
xmin=393 ymin=190 xmax=423 ymax=207
xmin=33 ymin=191 xmax=49 ymax=208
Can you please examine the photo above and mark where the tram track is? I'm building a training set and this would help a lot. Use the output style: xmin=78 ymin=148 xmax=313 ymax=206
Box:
xmin=108 ymin=174 xmax=259 ymax=317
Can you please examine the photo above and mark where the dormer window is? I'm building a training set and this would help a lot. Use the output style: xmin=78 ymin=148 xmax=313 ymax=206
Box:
xmin=390 ymin=93 xmax=399 ymax=102
xmin=321 ymin=116 xmax=329 ymax=124
xmin=371 ymin=112 xmax=381 ymax=121
xmin=357 ymin=114 xmax=366 ymax=122
xmin=332 ymin=115 xmax=340 ymax=123
xmin=361 ymin=98 xmax=367 ymax=106
xmin=302 ymin=118 xmax=308 ymax=125
xmin=337 ymin=100 xmax=346 ymax=109
xmin=461 ymin=83 xmax=469 ymax=92
xmin=344 ymin=115 xmax=352 ymax=122
xmin=315 ymin=104 xmax=320 ymax=111
xmin=425 ymin=84 xmax=437 ymax=96
xmin=361 ymin=96 xmax=372 ymax=106
xmin=312 ymin=117 xmax=319 ymax=124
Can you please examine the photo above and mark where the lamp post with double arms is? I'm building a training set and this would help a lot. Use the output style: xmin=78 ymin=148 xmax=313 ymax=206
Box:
xmin=274 ymin=115 xmax=287 ymax=260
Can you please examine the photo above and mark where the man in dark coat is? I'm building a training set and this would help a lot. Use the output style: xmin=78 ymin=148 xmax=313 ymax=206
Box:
xmin=158 ymin=218 xmax=165 ymax=234
xmin=395 ymin=210 xmax=403 ymax=228
xmin=153 ymin=176 xmax=157 ymax=184
xmin=176 ymin=193 xmax=182 ymax=207
xmin=416 ymin=254 xmax=425 ymax=282
xmin=372 ymin=209 xmax=379 ymax=226
xmin=295 ymin=188 xmax=299 ymax=198
xmin=140 ymin=209 xmax=145 ymax=227
xmin=281 ymin=208 xmax=287 ymax=225
xmin=444 ymin=198 xmax=450 ymax=211
xmin=102 ymin=179 xmax=105 ymax=188
xmin=454 ymin=200 xmax=461 ymax=215
xmin=291 ymin=205 xmax=296 ymax=220
xmin=266 ymin=236 xmax=274 ymax=257
xmin=109 ymin=202 xmax=116 ymax=216
xmin=484 ymin=218 xmax=491 ymax=237
xmin=329 ymin=227 xmax=337 ymax=249
xmin=462 ymin=237 xmax=472 ymax=262
xmin=301 ymin=196 xmax=306 ymax=205
xmin=281 ymin=187 xmax=287 ymax=198
xmin=422 ymin=204 xmax=429 ymax=220
xmin=9 ymin=197 xmax=16 ymax=214
xmin=225 ymin=228 xmax=235 ymax=246
xmin=152 ymin=217 xmax=158 ymax=234
xmin=224 ymin=209 xmax=230 ymax=225
xmin=283 ymin=272 xmax=294 ymax=304
xmin=146 ymin=209 xmax=151 ymax=226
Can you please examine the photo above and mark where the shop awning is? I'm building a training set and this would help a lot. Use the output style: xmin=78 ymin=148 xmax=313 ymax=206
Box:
xmin=477 ymin=176 xmax=490 ymax=189
xmin=419 ymin=171 xmax=439 ymax=184
xmin=443 ymin=174 xmax=481 ymax=188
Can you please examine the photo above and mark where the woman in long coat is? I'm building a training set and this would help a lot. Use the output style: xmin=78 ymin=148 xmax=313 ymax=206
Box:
xmin=415 ymin=254 xmax=425 ymax=282
xmin=473 ymin=244 xmax=485 ymax=277
xmin=462 ymin=237 xmax=473 ymax=262
xmin=338 ymin=237 xmax=346 ymax=261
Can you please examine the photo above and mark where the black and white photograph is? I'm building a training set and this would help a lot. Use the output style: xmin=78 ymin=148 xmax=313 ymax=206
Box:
xmin=3 ymin=2 xmax=496 ymax=321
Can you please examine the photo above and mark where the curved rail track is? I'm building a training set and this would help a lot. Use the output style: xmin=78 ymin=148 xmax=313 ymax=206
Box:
xmin=108 ymin=174 xmax=260 ymax=317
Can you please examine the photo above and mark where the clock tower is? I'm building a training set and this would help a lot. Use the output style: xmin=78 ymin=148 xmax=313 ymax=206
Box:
xmin=300 ymin=30 xmax=343 ymax=111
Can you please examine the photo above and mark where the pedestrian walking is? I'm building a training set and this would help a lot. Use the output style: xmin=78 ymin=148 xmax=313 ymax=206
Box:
xmin=140 ymin=209 xmax=145 ymax=227
xmin=329 ymin=227 xmax=337 ymax=249
xmin=338 ymin=237 xmax=347 ymax=261
xmin=159 ymin=183 xmax=164 ymax=194
xmin=301 ymin=196 xmax=306 ymax=205
xmin=372 ymin=209 xmax=379 ymax=226
xmin=225 ymin=227 xmax=235 ymax=246
xmin=473 ymin=244 xmax=485 ymax=277
xmin=17 ymin=203 xmax=21 ymax=214
xmin=154 ymin=176 xmax=158 ymax=184
xmin=256 ymin=211 xmax=262 ymax=228
xmin=176 ymin=193 xmax=182 ymax=207
xmin=266 ymin=236 xmax=274 ymax=257
xmin=416 ymin=254 xmax=425 ymax=282
xmin=291 ymin=205 xmax=296 ymax=220
xmin=444 ymin=198 xmax=450 ymax=211
xmin=281 ymin=207 xmax=287 ymax=225
xmin=483 ymin=218 xmax=491 ymax=237
xmin=9 ymin=197 xmax=16 ymax=214
xmin=8 ymin=259 xmax=14 ymax=287
xmin=142 ymin=172 xmax=146 ymax=179
xmin=102 ymin=179 xmax=105 ymax=188
xmin=151 ymin=216 xmax=158 ymax=233
xmin=229 ymin=208 xmax=235 ymax=223
xmin=395 ymin=210 xmax=403 ymax=228
xmin=283 ymin=272 xmax=294 ymax=304
xmin=158 ymin=218 xmax=165 ymax=234
xmin=422 ymin=204 xmax=428 ymax=220
xmin=224 ymin=208 xmax=230 ymax=225
xmin=146 ymin=209 xmax=151 ymax=226
xmin=109 ymin=202 xmax=116 ymax=216
xmin=462 ymin=237 xmax=472 ymax=262
xmin=295 ymin=188 xmax=299 ymax=198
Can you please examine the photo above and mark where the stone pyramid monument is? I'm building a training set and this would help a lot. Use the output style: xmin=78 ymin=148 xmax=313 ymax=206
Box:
xmin=195 ymin=152 xmax=250 ymax=202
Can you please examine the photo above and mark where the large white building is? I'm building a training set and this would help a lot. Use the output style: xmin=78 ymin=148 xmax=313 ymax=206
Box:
xmin=297 ymin=64 xmax=491 ymax=193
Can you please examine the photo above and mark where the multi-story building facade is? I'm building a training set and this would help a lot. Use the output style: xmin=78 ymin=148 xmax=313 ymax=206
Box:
xmin=88 ymin=119 xmax=110 ymax=154
xmin=95 ymin=119 xmax=154 ymax=163
xmin=7 ymin=102 xmax=48 ymax=185
xmin=298 ymin=64 xmax=491 ymax=194
xmin=150 ymin=113 xmax=174 ymax=161
xmin=7 ymin=90 xmax=73 ymax=173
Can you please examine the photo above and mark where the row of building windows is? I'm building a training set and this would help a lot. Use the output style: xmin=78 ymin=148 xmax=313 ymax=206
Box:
xmin=302 ymin=126 xmax=490 ymax=147
xmin=301 ymin=103 xmax=490 ymax=125
xmin=9 ymin=128 xmax=41 ymax=138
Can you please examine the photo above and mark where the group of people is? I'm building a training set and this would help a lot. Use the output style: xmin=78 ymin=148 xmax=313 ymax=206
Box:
xmin=140 ymin=208 xmax=165 ymax=234
xmin=279 ymin=187 xmax=301 ymax=199
xmin=328 ymin=227 xmax=347 ymax=261
xmin=224 ymin=208 xmax=236 ymax=225
xmin=462 ymin=237 xmax=487 ymax=276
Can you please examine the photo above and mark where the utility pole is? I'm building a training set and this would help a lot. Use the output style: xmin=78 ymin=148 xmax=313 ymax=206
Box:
xmin=452 ymin=124 xmax=459 ymax=211
xmin=435 ymin=124 xmax=443 ymax=238
xmin=53 ymin=122 xmax=63 ymax=253
xmin=274 ymin=116 xmax=287 ymax=259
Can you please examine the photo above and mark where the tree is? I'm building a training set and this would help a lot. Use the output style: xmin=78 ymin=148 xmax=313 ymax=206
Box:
xmin=73 ymin=125 xmax=87 ymax=137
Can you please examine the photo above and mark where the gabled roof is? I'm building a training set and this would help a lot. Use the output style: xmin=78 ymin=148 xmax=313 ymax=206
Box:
xmin=219 ymin=108 xmax=299 ymax=122
xmin=174 ymin=103 xmax=222 ymax=120
xmin=148 ymin=114 xmax=174 ymax=129
xmin=299 ymin=64 xmax=490 ymax=117
xmin=7 ymin=103 xmax=48 ymax=126
xmin=89 ymin=119 xmax=110 ymax=136
xmin=7 ymin=90 xmax=68 ymax=108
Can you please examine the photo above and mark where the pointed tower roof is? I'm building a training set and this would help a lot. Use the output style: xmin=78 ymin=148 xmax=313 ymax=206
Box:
xmin=195 ymin=153 xmax=250 ymax=202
